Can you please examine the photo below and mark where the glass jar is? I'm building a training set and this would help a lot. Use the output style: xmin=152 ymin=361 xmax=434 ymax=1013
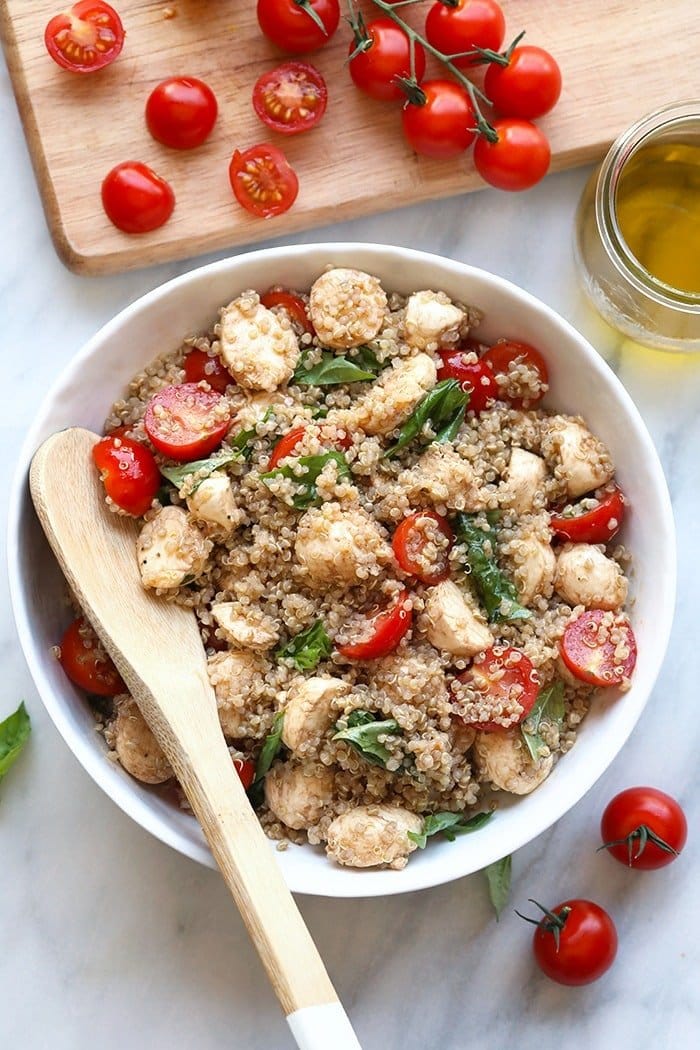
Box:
xmin=574 ymin=101 xmax=700 ymax=352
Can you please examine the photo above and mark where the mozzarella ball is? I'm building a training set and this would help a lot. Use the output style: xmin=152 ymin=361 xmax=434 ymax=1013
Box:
xmin=264 ymin=762 xmax=334 ymax=830
xmin=282 ymin=676 xmax=350 ymax=756
xmin=554 ymin=543 xmax=628 ymax=611
xmin=499 ymin=448 xmax=547 ymax=514
xmin=348 ymin=353 xmax=437 ymax=437
xmin=295 ymin=502 xmax=391 ymax=588
xmin=137 ymin=506 xmax=211 ymax=590
xmin=309 ymin=268 xmax=387 ymax=349
xmin=207 ymin=650 xmax=270 ymax=739
xmin=542 ymin=417 xmax=614 ymax=498
xmin=325 ymin=804 xmax=423 ymax=869
xmin=187 ymin=474 xmax=242 ymax=534
xmin=210 ymin=601 xmax=279 ymax=651
xmin=403 ymin=289 xmax=465 ymax=351
xmin=219 ymin=291 xmax=300 ymax=391
xmin=425 ymin=580 xmax=493 ymax=657
xmin=473 ymin=730 xmax=553 ymax=795
xmin=401 ymin=444 xmax=486 ymax=512
xmin=112 ymin=698 xmax=173 ymax=785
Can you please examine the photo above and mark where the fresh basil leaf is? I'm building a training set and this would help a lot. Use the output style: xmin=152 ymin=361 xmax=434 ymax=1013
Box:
xmin=385 ymin=379 xmax=469 ymax=458
xmin=276 ymin=620 xmax=332 ymax=671
xmin=521 ymin=681 xmax=565 ymax=762
xmin=0 ymin=701 xmax=31 ymax=782
xmin=333 ymin=714 xmax=400 ymax=768
xmin=248 ymin=711 xmax=285 ymax=807
xmin=409 ymin=809 xmax=493 ymax=849
xmin=484 ymin=855 xmax=512 ymax=920
xmin=293 ymin=348 xmax=381 ymax=386
xmin=453 ymin=513 xmax=531 ymax=624
xmin=311 ymin=405 xmax=329 ymax=420
xmin=261 ymin=451 xmax=351 ymax=509
xmin=160 ymin=447 xmax=241 ymax=492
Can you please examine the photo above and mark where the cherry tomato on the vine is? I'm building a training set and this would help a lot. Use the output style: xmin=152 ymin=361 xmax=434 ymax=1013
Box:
xmin=257 ymin=0 xmax=340 ymax=54
xmin=402 ymin=80 xmax=476 ymax=158
xmin=550 ymin=485 xmax=626 ymax=544
xmin=392 ymin=510 xmax=454 ymax=585
xmin=600 ymin=787 xmax=687 ymax=869
xmin=337 ymin=590 xmax=413 ymax=661
xmin=101 ymin=162 xmax=175 ymax=234
xmin=183 ymin=349 xmax=232 ymax=394
xmin=521 ymin=899 xmax=618 ymax=986
xmin=260 ymin=288 xmax=314 ymax=333
xmin=145 ymin=77 xmax=218 ymax=149
xmin=92 ymin=433 xmax=161 ymax=516
xmin=425 ymin=0 xmax=505 ymax=70
xmin=229 ymin=144 xmax=299 ymax=218
xmin=560 ymin=609 xmax=637 ymax=688
xmin=44 ymin=1 xmax=124 ymax=74
xmin=484 ymin=45 xmax=562 ymax=120
xmin=59 ymin=617 xmax=126 ymax=696
xmin=474 ymin=118 xmax=551 ymax=191
xmin=349 ymin=18 xmax=426 ymax=103
xmin=253 ymin=62 xmax=327 ymax=134
xmin=437 ymin=343 xmax=499 ymax=412
xmin=144 ymin=383 xmax=232 ymax=462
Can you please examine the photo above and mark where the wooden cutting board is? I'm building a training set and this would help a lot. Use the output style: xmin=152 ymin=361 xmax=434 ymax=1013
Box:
xmin=2 ymin=0 xmax=699 ymax=275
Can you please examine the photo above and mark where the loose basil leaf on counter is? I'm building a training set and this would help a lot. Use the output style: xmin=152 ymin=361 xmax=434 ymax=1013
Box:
xmin=276 ymin=620 xmax=332 ymax=671
xmin=248 ymin=711 xmax=285 ymax=807
xmin=0 ymin=701 xmax=31 ymax=782
xmin=484 ymin=855 xmax=512 ymax=920
xmin=385 ymin=379 xmax=469 ymax=458
xmin=293 ymin=347 xmax=382 ymax=386
xmin=408 ymin=809 xmax=493 ymax=849
xmin=333 ymin=713 xmax=400 ymax=768
xmin=521 ymin=681 xmax=566 ymax=762
xmin=160 ymin=446 xmax=242 ymax=492
xmin=261 ymin=451 xmax=351 ymax=509
xmin=453 ymin=513 xmax=531 ymax=624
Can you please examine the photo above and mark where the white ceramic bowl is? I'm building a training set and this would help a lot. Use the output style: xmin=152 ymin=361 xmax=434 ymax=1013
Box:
xmin=8 ymin=243 xmax=675 ymax=898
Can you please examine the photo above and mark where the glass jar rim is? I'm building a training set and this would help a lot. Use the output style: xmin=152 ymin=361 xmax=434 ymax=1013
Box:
xmin=595 ymin=100 xmax=700 ymax=312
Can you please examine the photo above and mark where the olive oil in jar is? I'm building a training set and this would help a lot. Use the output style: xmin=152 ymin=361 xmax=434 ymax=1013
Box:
xmin=615 ymin=141 xmax=700 ymax=295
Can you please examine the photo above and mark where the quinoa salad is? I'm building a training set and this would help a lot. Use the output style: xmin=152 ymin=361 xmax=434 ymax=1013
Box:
xmin=60 ymin=267 xmax=638 ymax=871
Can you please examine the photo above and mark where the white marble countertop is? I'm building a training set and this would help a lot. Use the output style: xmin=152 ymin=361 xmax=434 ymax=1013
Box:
xmin=2 ymin=49 xmax=698 ymax=1050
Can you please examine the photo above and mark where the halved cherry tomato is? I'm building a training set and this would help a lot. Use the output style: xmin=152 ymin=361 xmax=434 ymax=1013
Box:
xmin=424 ymin=0 xmax=505 ymax=70
xmin=484 ymin=45 xmax=562 ymax=120
xmin=337 ymin=590 xmax=413 ymax=660
xmin=474 ymin=118 xmax=551 ymax=192
xmin=524 ymin=899 xmax=618 ymax=986
xmin=268 ymin=424 xmax=352 ymax=469
xmin=550 ymin=486 xmax=626 ymax=544
xmin=401 ymin=80 xmax=476 ymax=158
xmin=480 ymin=339 xmax=548 ymax=407
xmin=257 ymin=0 xmax=340 ymax=54
xmin=253 ymin=62 xmax=327 ymax=135
xmin=233 ymin=757 xmax=256 ymax=790
xmin=92 ymin=433 xmax=160 ymax=516
xmin=437 ymin=344 xmax=499 ymax=413
xmin=229 ymin=145 xmax=299 ymax=218
xmin=101 ymin=161 xmax=175 ymax=234
xmin=59 ymin=617 xmax=125 ymax=696
xmin=145 ymin=76 xmax=218 ymax=149
xmin=560 ymin=610 xmax=637 ymax=688
xmin=454 ymin=646 xmax=540 ymax=731
xmin=183 ymin=349 xmax=231 ymax=394
xmin=349 ymin=18 xmax=426 ymax=102
xmin=600 ymin=787 xmax=687 ymax=870
xmin=392 ymin=510 xmax=453 ymax=585
xmin=44 ymin=1 xmax=124 ymax=74
xmin=260 ymin=288 xmax=314 ymax=333
xmin=144 ymin=383 xmax=231 ymax=462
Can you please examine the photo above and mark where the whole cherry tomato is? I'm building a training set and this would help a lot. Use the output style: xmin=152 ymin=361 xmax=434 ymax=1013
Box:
xmin=229 ymin=144 xmax=299 ymax=218
xmin=349 ymin=18 xmax=426 ymax=102
xmin=145 ymin=77 xmax=218 ymax=149
xmin=59 ymin=617 xmax=126 ymax=696
xmin=257 ymin=0 xmax=340 ymax=54
xmin=474 ymin=118 xmax=551 ymax=191
xmin=253 ymin=62 xmax=327 ymax=134
xmin=520 ymin=899 xmax=618 ymax=986
xmin=92 ymin=433 xmax=160 ymax=516
xmin=144 ymin=383 xmax=232 ymax=462
xmin=402 ymin=80 xmax=476 ymax=158
xmin=101 ymin=162 xmax=175 ymax=234
xmin=44 ymin=1 xmax=124 ymax=73
xmin=484 ymin=45 xmax=562 ymax=120
xmin=600 ymin=787 xmax=687 ymax=869
xmin=425 ymin=0 xmax=505 ymax=69
xmin=183 ymin=349 xmax=232 ymax=394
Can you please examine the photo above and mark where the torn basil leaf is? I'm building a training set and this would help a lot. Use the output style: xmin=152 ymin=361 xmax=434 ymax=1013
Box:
xmin=484 ymin=855 xmax=512 ymax=920
xmin=453 ymin=513 xmax=531 ymax=624
xmin=521 ymin=681 xmax=565 ymax=761
xmin=293 ymin=347 xmax=382 ymax=386
xmin=385 ymin=379 xmax=469 ymax=458
xmin=276 ymin=620 xmax=332 ymax=671
xmin=261 ymin=451 xmax=351 ymax=509
xmin=333 ymin=713 xmax=400 ymax=768
xmin=160 ymin=446 xmax=242 ymax=492
xmin=0 ymin=701 xmax=31 ymax=782
xmin=248 ymin=711 xmax=285 ymax=807
xmin=408 ymin=810 xmax=493 ymax=849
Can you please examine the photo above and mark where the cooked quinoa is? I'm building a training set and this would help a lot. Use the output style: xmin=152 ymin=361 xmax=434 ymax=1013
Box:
xmin=81 ymin=268 xmax=636 ymax=871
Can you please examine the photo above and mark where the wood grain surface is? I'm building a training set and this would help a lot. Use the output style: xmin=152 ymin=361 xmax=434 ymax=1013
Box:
xmin=2 ymin=0 xmax=699 ymax=275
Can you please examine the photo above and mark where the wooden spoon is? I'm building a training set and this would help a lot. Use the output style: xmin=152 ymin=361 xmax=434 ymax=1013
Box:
xmin=30 ymin=427 xmax=361 ymax=1050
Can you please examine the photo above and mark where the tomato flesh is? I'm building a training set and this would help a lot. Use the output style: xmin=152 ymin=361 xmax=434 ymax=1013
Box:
xmin=44 ymin=1 xmax=124 ymax=73
xmin=253 ymin=62 xmax=327 ymax=134
xmin=349 ymin=19 xmax=426 ymax=103
xmin=560 ymin=610 xmax=637 ymax=688
xmin=402 ymin=80 xmax=476 ymax=158
xmin=600 ymin=787 xmax=687 ymax=870
xmin=392 ymin=510 xmax=453 ymax=585
xmin=551 ymin=486 xmax=626 ymax=544
xmin=257 ymin=0 xmax=340 ymax=54
xmin=474 ymin=118 xmax=551 ymax=192
xmin=59 ymin=617 xmax=125 ymax=696
xmin=268 ymin=424 xmax=352 ymax=469
xmin=454 ymin=646 xmax=539 ymax=731
xmin=144 ymin=383 xmax=232 ymax=462
xmin=484 ymin=45 xmax=562 ymax=120
xmin=531 ymin=899 xmax=617 ymax=986
xmin=424 ymin=0 xmax=505 ymax=69
xmin=437 ymin=344 xmax=499 ymax=413
xmin=183 ymin=349 xmax=232 ymax=394
xmin=101 ymin=162 xmax=175 ymax=234
xmin=480 ymin=340 xmax=548 ymax=407
xmin=233 ymin=758 xmax=256 ymax=790
xmin=338 ymin=591 xmax=413 ymax=660
xmin=145 ymin=77 xmax=218 ymax=150
xmin=229 ymin=145 xmax=299 ymax=218
xmin=260 ymin=288 xmax=313 ymax=333
xmin=92 ymin=433 xmax=161 ymax=517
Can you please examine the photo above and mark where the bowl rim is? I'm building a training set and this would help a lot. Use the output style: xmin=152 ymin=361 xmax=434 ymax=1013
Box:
xmin=7 ymin=241 xmax=677 ymax=897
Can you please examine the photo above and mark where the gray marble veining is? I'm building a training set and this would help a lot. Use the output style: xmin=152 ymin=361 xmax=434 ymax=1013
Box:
xmin=2 ymin=50 xmax=698 ymax=1050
